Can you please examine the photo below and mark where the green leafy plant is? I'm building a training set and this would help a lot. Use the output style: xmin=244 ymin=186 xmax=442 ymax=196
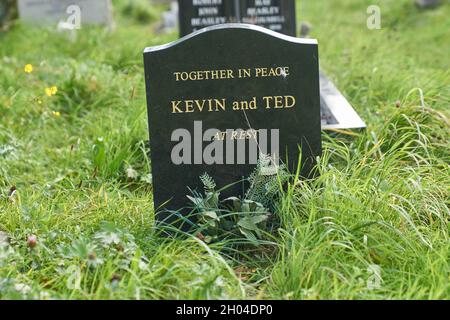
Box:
xmin=246 ymin=153 xmax=290 ymax=209
xmin=187 ymin=155 xmax=289 ymax=245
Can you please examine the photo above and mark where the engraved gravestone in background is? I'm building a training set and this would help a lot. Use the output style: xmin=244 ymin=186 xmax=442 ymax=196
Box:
xmin=178 ymin=0 xmax=296 ymax=37
xmin=239 ymin=0 xmax=296 ymax=36
xmin=144 ymin=24 xmax=321 ymax=220
xmin=178 ymin=0 xmax=235 ymax=36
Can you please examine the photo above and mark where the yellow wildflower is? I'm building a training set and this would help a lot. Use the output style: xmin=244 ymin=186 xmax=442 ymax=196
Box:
xmin=24 ymin=64 xmax=33 ymax=73
xmin=52 ymin=111 xmax=61 ymax=117
xmin=45 ymin=86 xmax=58 ymax=96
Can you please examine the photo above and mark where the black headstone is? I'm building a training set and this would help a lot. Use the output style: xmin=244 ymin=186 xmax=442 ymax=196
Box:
xmin=178 ymin=0 xmax=235 ymax=37
xmin=239 ymin=0 xmax=296 ymax=36
xmin=144 ymin=24 xmax=321 ymax=221
xmin=178 ymin=0 xmax=297 ymax=37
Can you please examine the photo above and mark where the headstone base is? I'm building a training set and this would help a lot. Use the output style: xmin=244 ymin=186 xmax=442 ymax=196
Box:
xmin=320 ymin=72 xmax=366 ymax=130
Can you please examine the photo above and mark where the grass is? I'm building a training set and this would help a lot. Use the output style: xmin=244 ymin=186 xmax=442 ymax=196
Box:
xmin=0 ymin=0 xmax=448 ymax=299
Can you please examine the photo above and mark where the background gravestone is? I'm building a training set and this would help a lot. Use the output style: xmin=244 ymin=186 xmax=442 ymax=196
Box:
xmin=0 ymin=1 xmax=7 ymax=24
xmin=415 ymin=0 xmax=441 ymax=8
xmin=239 ymin=0 xmax=296 ymax=36
xmin=178 ymin=0 xmax=296 ymax=37
xmin=17 ymin=0 xmax=113 ymax=27
xmin=0 ymin=0 xmax=13 ymax=26
xmin=144 ymin=24 xmax=321 ymax=219
xmin=162 ymin=1 xmax=179 ymax=31
xmin=178 ymin=0 xmax=235 ymax=36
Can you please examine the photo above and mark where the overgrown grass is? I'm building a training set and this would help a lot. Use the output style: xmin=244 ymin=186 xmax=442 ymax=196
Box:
xmin=0 ymin=0 xmax=448 ymax=299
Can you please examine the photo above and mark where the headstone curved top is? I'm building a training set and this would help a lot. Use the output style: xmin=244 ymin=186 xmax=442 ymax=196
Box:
xmin=147 ymin=22 xmax=314 ymax=53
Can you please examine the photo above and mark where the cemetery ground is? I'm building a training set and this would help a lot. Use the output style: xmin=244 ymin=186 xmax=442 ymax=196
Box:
xmin=0 ymin=0 xmax=449 ymax=300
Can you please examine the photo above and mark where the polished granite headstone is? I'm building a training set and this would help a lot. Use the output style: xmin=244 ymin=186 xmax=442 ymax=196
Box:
xmin=178 ymin=0 xmax=296 ymax=37
xmin=144 ymin=24 xmax=321 ymax=220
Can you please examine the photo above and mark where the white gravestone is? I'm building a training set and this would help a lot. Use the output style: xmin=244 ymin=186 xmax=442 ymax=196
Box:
xmin=18 ymin=0 xmax=113 ymax=27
